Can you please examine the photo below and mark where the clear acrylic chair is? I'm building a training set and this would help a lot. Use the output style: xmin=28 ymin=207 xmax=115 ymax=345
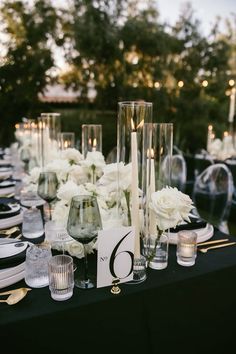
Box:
xmin=193 ymin=163 xmax=234 ymax=233
xmin=170 ymin=154 xmax=187 ymax=192
xmin=194 ymin=153 xmax=214 ymax=178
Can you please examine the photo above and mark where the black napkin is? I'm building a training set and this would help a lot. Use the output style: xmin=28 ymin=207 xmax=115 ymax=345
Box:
xmin=0 ymin=203 xmax=11 ymax=212
xmin=0 ymin=198 xmax=21 ymax=219
xmin=170 ymin=218 xmax=207 ymax=233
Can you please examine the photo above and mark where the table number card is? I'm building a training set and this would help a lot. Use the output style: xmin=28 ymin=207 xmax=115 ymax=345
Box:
xmin=97 ymin=226 xmax=135 ymax=288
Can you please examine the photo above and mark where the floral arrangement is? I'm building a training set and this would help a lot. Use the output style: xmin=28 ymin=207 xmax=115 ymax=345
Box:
xmin=27 ymin=148 xmax=193 ymax=260
xmin=27 ymin=148 xmax=133 ymax=258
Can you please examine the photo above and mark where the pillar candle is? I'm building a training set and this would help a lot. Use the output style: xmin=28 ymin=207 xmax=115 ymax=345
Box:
xmin=228 ymin=89 xmax=235 ymax=123
xmin=149 ymin=153 xmax=156 ymax=235
xmin=131 ymin=130 xmax=140 ymax=258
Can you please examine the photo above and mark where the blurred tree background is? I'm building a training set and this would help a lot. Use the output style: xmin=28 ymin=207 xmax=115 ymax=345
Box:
xmin=0 ymin=0 xmax=235 ymax=156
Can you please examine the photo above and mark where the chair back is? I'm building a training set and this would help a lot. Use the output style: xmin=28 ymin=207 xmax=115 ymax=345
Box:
xmin=193 ymin=163 xmax=234 ymax=232
xmin=170 ymin=154 xmax=187 ymax=192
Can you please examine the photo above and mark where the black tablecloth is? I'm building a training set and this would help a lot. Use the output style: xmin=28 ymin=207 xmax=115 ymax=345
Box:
xmin=1 ymin=229 xmax=236 ymax=354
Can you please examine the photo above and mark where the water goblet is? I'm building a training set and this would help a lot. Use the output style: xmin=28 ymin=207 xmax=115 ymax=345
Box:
xmin=37 ymin=172 xmax=59 ymax=220
xmin=67 ymin=195 xmax=102 ymax=289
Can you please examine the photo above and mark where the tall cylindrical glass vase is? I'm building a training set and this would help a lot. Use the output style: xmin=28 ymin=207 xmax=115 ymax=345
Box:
xmin=117 ymin=101 xmax=153 ymax=268
xmin=142 ymin=123 xmax=173 ymax=270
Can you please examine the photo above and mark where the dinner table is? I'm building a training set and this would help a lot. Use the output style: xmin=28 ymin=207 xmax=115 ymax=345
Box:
xmin=1 ymin=227 xmax=236 ymax=354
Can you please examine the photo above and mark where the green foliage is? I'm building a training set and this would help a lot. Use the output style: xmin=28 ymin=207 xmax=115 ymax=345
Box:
xmin=0 ymin=0 xmax=61 ymax=145
xmin=0 ymin=0 xmax=235 ymax=153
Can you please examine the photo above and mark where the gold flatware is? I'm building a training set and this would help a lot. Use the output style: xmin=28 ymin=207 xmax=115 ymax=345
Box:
xmin=197 ymin=239 xmax=229 ymax=247
xmin=0 ymin=193 xmax=15 ymax=198
xmin=0 ymin=226 xmax=20 ymax=236
xmin=0 ymin=288 xmax=31 ymax=305
xmin=0 ymin=287 xmax=31 ymax=296
xmin=198 ymin=242 xmax=236 ymax=254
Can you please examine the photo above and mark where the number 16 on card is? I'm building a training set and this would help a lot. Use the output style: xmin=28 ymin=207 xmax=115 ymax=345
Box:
xmin=96 ymin=226 xmax=135 ymax=288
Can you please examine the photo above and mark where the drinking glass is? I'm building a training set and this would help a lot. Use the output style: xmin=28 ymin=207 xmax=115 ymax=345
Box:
xmin=25 ymin=243 xmax=52 ymax=288
xmin=37 ymin=172 xmax=59 ymax=220
xmin=21 ymin=190 xmax=44 ymax=239
xmin=48 ymin=255 xmax=74 ymax=301
xmin=67 ymin=195 xmax=102 ymax=289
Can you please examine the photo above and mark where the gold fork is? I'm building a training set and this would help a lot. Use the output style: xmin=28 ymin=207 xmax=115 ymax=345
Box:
xmin=0 ymin=226 xmax=20 ymax=236
xmin=198 ymin=242 xmax=236 ymax=253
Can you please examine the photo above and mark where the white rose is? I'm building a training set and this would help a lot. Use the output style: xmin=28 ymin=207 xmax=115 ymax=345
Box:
xmin=46 ymin=159 xmax=70 ymax=182
xmin=118 ymin=163 xmax=132 ymax=191
xmin=65 ymin=241 xmax=84 ymax=259
xmin=149 ymin=186 xmax=193 ymax=231
xmin=80 ymin=151 xmax=106 ymax=179
xmin=57 ymin=180 xmax=79 ymax=203
xmin=67 ymin=165 xmax=87 ymax=184
xmin=52 ymin=201 xmax=70 ymax=227
xmin=77 ymin=184 xmax=93 ymax=196
xmin=61 ymin=148 xmax=83 ymax=164
xmin=29 ymin=167 xmax=42 ymax=184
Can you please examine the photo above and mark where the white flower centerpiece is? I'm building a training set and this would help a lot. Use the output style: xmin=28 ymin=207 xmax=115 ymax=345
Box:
xmin=27 ymin=148 xmax=129 ymax=259
xmin=147 ymin=186 xmax=193 ymax=269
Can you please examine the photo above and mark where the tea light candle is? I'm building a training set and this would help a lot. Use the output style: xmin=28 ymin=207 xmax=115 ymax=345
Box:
xmin=179 ymin=243 xmax=195 ymax=257
xmin=55 ymin=273 xmax=68 ymax=290
xmin=92 ymin=138 xmax=97 ymax=152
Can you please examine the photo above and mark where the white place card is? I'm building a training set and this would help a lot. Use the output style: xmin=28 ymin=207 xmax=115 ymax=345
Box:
xmin=97 ymin=226 xmax=135 ymax=288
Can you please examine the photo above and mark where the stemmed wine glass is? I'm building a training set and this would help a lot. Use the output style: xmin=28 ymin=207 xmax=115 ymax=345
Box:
xmin=67 ymin=195 xmax=102 ymax=289
xmin=37 ymin=172 xmax=59 ymax=220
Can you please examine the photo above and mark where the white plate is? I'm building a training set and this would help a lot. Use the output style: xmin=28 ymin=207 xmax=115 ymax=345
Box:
xmin=0 ymin=180 xmax=15 ymax=188
xmin=0 ymin=269 xmax=25 ymax=289
xmin=0 ymin=187 xmax=15 ymax=196
xmin=0 ymin=172 xmax=12 ymax=180
xmin=0 ymin=262 xmax=25 ymax=281
xmin=21 ymin=199 xmax=45 ymax=207
xmin=0 ymin=203 xmax=20 ymax=216
xmin=0 ymin=160 xmax=11 ymax=166
xmin=0 ymin=167 xmax=12 ymax=172
xmin=169 ymin=223 xmax=214 ymax=245
xmin=0 ymin=241 xmax=28 ymax=258
xmin=0 ymin=210 xmax=23 ymax=229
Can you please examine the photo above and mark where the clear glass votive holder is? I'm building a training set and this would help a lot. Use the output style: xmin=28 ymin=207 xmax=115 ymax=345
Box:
xmin=58 ymin=132 xmax=75 ymax=150
xmin=22 ymin=207 xmax=44 ymax=239
xmin=25 ymin=243 xmax=52 ymax=288
xmin=48 ymin=255 xmax=75 ymax=301
xmin=148 ymin=233 xmax=169 ymax=270
xmin=81 ymin=124 xmax=102 ymax=157
xmin=133 ymin=255 xmax=147 ymax=283
xmin=177 ymin=230 xmax=197 ymax=267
